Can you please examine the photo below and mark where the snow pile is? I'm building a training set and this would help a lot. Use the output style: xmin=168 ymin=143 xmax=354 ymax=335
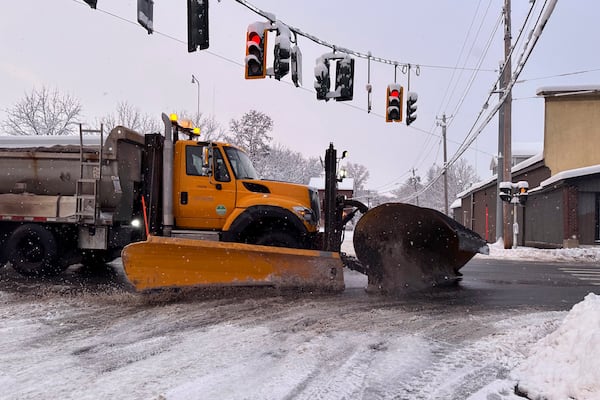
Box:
xmin=484 ymin=240 xmax=600 ymax=263
xmin=512 ymin=293 xmax=600 ymax=400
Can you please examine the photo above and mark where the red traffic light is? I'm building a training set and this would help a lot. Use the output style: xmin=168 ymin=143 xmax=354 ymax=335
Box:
xmin=248 ymin=32 xmax=261 ymax=45
xmin=390 ymin=89 xmax=399 ymax=98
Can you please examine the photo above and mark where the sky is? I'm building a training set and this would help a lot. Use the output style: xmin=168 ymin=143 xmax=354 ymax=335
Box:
xmin=1 ymin=0 xmax=600 ymax=192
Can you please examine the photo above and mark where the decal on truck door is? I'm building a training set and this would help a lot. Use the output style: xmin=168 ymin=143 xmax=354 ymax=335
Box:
xmin=216 ymin=205 xmax=227 ymax=216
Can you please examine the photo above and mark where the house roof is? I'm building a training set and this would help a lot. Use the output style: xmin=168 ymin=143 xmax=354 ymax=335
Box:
xmin=536 ymin=85 xmax=600 ymax=97
xmin=308 ymin=176 xmax=354 ymax=191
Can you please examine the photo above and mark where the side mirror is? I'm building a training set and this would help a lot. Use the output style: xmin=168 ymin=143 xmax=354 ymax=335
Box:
xmin=202 ymin=146 xmax=210 ymax=171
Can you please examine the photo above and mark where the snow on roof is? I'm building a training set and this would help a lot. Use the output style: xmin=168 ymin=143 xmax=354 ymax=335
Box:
xmin=308 ymin=176 xmax=354 ymax=191
xmin=450 ymin=198 xmax=461 ymax=209
xmin=536 ymin=84 xmax=600 ymax=96
xmin=456 ymin=152 xmax=544 ymax=199
xmin=539 ymin=164 xmax=600 ymax=188
xmin=0 ymin=135 xmax=103 ymax=147
xmin=512 ymin=142 xmax=542 ymax=156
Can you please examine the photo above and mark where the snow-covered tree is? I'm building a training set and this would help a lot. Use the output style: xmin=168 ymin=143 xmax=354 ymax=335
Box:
xmin=227 ymin=110 xmax=273 ymax=164
xmin=2 ymin=86 xmax=82 ymax=136
xmin=260 ymin=143 xmax=322 ymax=184
xmin=343 ymin=162 xmax=370 ymax=193
xmin=391 ymin=159 xmax=479 ymax=213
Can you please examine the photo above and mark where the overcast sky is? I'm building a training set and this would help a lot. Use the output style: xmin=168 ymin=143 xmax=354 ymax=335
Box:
xmin=1 ymin=0 xmax=599 ymax=191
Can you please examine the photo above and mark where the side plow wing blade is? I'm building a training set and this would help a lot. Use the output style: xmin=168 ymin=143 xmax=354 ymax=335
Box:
xmin=121 ymin=236 xmax=345 ymax=292
xmin=353 ymin=203 xmax=488 ymax=293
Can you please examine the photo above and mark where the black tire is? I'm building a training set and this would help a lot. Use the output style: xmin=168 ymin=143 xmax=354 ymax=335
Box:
xmin=81 ymin=250 xmax=113 ymax=268
xmin=255 ymin=231 xmax=301 ymax=249
xmin=6 ymin=224 xmax=59 ymax=277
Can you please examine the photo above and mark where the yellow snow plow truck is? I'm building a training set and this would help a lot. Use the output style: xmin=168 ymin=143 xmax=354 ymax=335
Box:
xmin=0 ymin=113 xmax=488 ymax=293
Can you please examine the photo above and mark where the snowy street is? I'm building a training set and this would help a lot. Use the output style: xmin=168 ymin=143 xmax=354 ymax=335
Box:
xmin=1 ymin=237 xmax=598 ymax=399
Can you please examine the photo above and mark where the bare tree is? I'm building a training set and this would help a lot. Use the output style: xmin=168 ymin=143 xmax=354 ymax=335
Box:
xmin=227 ymin=110 xmax=273 ymax=163
xmin=343 ymin=162 xmax=370 ymax=193
xmin=2 ymin=86 xmax=82 ymax=136
xmin=391 ymin=159 xmax=479 ymax=212
xmin=99 ymin=101 xmax=160 ymax=134
xmin=174 ymin=110 xmax=226 ymax=141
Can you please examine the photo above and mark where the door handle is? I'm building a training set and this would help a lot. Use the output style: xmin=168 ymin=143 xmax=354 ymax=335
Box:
xmin=181 ymin=191 xmax=188 ymax=205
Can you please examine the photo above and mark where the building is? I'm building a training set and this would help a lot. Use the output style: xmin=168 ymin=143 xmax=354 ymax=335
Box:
xmin=453 ymin=85 xmax=600 ymax=247
xmin=308 ymin=176 xmax=355 ymax=209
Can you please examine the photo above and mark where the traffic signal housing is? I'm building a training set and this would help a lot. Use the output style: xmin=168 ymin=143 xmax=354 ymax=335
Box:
xmin=386 ymin=84 xmax=403 ymax=122
xmin=499 ymin=181 xmax=513 ymax=203
xmin=187 ymin=0 xmax=209 ymax=52
xmin=406 ymin=91 xmax=418 ymax=126
xmin=137 ymin=0 xmax=154 ymax=34
xmin=83 ymin=0 xmax=97 ymax=8
xmin=335 ymin=56 xmax=354 ymax=101
xmin=273 ymin=23 xmax=291 ymax=80
xmin=516 ymin=181 xmax=529 ymax=205
xmin=314 ymin=57 xmax=331 ymax=101
xmin=245 ymin=23 xmax=268 ymax=79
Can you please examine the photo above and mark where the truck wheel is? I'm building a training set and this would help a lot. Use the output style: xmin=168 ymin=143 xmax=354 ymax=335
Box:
xmin=255 ymin=231 xmax=300 ymax=249
xmin=6 ymin=224 xmax=59 ymax=277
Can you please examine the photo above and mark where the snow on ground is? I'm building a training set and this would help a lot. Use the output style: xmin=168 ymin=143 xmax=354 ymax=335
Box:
xmin=0 ymin=232 xmax=598 ymax=399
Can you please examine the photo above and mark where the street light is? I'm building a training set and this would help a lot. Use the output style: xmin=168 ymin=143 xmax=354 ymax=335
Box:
xmin=191 ymin=74 xmax=200 ymax=120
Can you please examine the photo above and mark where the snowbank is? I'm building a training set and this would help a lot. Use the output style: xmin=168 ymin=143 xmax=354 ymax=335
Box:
xmin=512 ymin=293 xmax=600 ymax=400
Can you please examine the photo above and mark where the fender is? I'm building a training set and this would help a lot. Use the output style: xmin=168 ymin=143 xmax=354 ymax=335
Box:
xmin=221 ymin=205 xmax=308 ymax=243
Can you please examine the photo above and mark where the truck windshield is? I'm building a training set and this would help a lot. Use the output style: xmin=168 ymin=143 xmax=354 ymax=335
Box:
xmin=224 ymin=146 xmax=259 ymax=180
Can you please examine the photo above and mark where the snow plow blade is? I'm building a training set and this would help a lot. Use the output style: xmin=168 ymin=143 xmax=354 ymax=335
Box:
xmin=121 ymin=236 xmax=345 ymax=292
xmin=353 ymin=203 xmax=488 ymax=293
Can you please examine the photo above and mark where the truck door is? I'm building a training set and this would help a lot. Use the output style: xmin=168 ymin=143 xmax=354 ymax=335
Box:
xmin=174 ymin=144 xmax=236 ymax=230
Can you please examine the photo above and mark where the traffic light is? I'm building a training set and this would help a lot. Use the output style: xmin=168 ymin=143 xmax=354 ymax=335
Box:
xmin=385 ymin=84 xmax=403 ymax=122
xmin=314 ymin=57 xmax=330 ymax=101
xmin=499 ymin=182 xmax=512 ymax=203
xmin=406 ymin=91 xmax=418 ymax=126
xmin=335 ymin=57 xmax=354 ymax=101
xmin=83 ymin=0 xmax=97 ymax=8
xmin=291 ymin=46 xmax=302 ymax=87
xmin=245 ymin=23 xmax=268 ymax=79
xmin=516 ymin=181 xmax=529 ymax=205
xmin=273 ymin=23 xmax=291 ymax=80
xmin=187 ymin=0 xmax=209 ymax=52
xmin=137 ymin=0 xmax=154 ymax=34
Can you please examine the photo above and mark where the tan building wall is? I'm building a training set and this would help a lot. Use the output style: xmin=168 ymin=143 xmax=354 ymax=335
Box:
xmin=543 ymin=93 xmax=600 ymax=174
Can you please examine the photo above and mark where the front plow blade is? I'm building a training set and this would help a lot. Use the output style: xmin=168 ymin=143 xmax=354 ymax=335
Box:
xmin=121 ymin=236 xmax=345 ymax=292
xmin=353 ymin=203 xmax=488 ymax=293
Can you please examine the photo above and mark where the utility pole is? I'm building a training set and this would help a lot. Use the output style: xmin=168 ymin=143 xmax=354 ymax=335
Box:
xmin=411 ymin=168 xmax=419 ymax=206
xmin=441 ymin=114 xmax=449 ymax=215
xmin=501 ymin=0 xmax=513 ymax=249
xmin=496 ymin=0 xmax=513 ymax=248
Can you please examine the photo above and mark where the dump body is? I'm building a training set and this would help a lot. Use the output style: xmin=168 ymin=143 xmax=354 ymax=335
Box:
xmin=0 ymin=127 xmax=147 ymax=273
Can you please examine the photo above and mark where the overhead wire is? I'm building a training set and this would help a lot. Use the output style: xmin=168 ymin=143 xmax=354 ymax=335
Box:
xmin=402 ymin=0 xmax=558 ymax=202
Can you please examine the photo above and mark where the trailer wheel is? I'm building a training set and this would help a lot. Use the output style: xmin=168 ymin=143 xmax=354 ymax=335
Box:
xmin=6 ymin=224 xmax=59 ymax=277
xmin=255 ymin=231 xmax=301 ymax=249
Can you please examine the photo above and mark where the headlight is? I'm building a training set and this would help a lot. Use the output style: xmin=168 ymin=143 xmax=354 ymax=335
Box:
xmin=293 ymin=206 xmax=316 ymax=225
xmin=131 ymin=218 xmax=142 ymax=228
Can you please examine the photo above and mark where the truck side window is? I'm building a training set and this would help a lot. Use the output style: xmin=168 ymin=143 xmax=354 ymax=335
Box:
xmin=186 ymin=146 xmax=209 ymax=176
xmin=213 ymin=148 xmax=231 ymax=182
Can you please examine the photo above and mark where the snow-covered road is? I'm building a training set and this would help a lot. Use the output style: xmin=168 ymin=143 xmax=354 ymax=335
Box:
xmin=1 ymin=235 xmax=598 ymax=399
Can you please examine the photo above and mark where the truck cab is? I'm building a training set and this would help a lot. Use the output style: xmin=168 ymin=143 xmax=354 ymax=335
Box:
xmin=168 ymin=128 xmax=321 ymax=249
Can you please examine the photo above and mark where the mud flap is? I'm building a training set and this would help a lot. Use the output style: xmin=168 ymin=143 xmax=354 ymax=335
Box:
xmin=121 ymin=236 xmax=345 ymax=292
xmin=353 ymin=203 xmax=488 ymax=293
